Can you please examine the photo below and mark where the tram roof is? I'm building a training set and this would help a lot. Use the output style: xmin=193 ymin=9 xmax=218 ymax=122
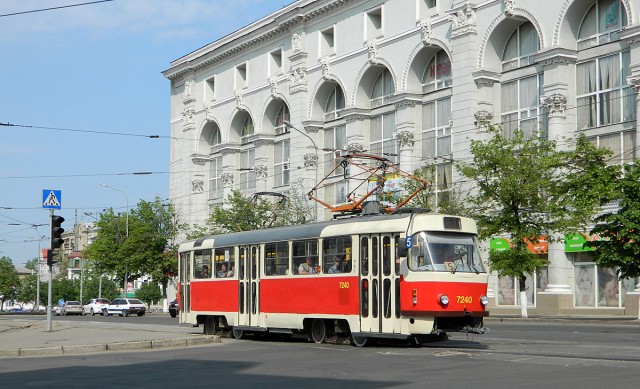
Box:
xmin=189 ymin=212 xmax=411 ymax=249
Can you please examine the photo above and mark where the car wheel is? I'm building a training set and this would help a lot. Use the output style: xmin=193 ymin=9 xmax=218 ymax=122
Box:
xmin=90 ymin=308 xmax=95 ymax=316
xmin=137 ymin=312 xmax=144 ymax=316
xmin=170 ymin=311 xmax=177 ymax=318
xmin=122 ymin=309 xmax=129 ymax=317
xmin=102 ymin=309 xmax=109 ymax=316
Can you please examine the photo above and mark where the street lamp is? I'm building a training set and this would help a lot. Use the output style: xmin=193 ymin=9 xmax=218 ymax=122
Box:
xmin=99 ymin=183 xmax=129 ymax=298
xmin=283 ymin=120 xmax=318 ymax=221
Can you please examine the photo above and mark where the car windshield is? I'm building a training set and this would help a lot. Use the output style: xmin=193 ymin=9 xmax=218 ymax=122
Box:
xmin=67 ymin=301 xmax=81 ymax=305
xmin=408 ymin=231 xmax=486 ymax=273
xmin=128 ymin=299 xmax=143 ymax=304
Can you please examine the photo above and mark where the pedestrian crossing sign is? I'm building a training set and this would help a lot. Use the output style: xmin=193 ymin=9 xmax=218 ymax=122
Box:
xmin=42 ymin=189 xmax=62 ymax=210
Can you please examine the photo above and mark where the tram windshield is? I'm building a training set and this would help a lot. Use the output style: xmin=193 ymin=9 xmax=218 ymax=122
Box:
xmin=408 ymin=232 xmax=485 ymax=273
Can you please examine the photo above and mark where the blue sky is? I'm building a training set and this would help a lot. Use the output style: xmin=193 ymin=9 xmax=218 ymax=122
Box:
xmin=0 ymin=0 xmax=290 ymax=267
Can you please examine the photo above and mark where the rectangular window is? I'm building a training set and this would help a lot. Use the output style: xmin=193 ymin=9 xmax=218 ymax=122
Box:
xmin=240 ymin=149 xmax=256 ymax=190
xmin=370 ymin=112 xmax=397 ymax=164
xmin=292 ymin=240 xmax=318 ymax=275
xmin=577 ymin=51 xmax=634 ymax=129
xmin=320 ymin=26 xmax=335 ymax=57
xmin=422 ymin=97 xmax=451 ymax=159
xmin=324 ymin=125 xmax=346 ymax=176
xmin=322 ymin=236 xmax=353 ymax=273
xmin=205 ymin=76 xmax=215 ymax=102
xmin=209 ymin=156 xmax=223 ymax=200
xmin=235 ymin=62 xmax=247 ymax=89
xmin=269 ymin=49 xmax=283 ymax=77
xmin=264 ymin=242 xmax=289 ymax=276
xmin=589 ymin=131 xmax=635 ymax=165
xmin=194 ymin=250 xmax=212 ymax=279
xmin=214 ymin=247 xmax=235 ymax=278
xmin=501 ymin=74 xmax=546 ymax=138
xmin=365 ymin=7 xmax=383 ymax=41
xmin=274 ymin=139 xmax=290 ymax=187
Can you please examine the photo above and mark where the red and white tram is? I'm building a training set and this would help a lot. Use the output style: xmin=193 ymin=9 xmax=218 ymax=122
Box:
xmin=177 ymin=210 xmax=489 ymax=346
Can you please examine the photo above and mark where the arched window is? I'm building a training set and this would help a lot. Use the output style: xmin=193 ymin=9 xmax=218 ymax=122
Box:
xmin=241 ymin=116 xmax=254 ymax=137
xmin=324 ymin=85 xmax=345 ymax=121
xmin=578 ymin=0 xmax=627 ymax=50
xmin=275 ymin=104 xmax=290 ymax=134
xmin=422 ymin=50 xmax=452 ymax=93
xmin=371 ymin=69 xmax=394 ymax=108
xmin=502 ymin=21 xmax=539 ymax=71
xmin=209 ymin=128 xmax=221 ymax=148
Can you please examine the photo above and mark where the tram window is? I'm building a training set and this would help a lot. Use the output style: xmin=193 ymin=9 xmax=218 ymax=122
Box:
xmin=214 ymin=247 xmax=235 ymax=278
xmin=372 ymin=237 xmax=379 ymax=277
xmin=383 ymin=236 xmax=391 ymax=276
xmin=292 ymin=240 xmax=318 ymax=275
xmin=265 ymin=242 xmax=289 ymax=275
xmin=194 ymin=250 xmax=212 ymax=279
xmin=322 ymin=236 xmax=352 ymax=274
xmin=251 ymin=247 xmax=258 ymax=280
xmin=361 ymin=237 xmax=369 ymax=276
xmin=394 ymin=235 xmax=400 ymax=275
xmin=239 ymin=248 xmax=246 ymax=279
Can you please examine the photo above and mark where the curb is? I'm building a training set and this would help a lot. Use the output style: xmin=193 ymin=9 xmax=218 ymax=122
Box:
xmin=0 ymin=335 xmax=221 ymax=358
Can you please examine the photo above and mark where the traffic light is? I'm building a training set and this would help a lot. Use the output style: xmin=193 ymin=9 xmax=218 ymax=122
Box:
xmin=46 ymin=249 xmax=58 ymax=266
xmin=51 ymin=214 xmax=65 ymax=249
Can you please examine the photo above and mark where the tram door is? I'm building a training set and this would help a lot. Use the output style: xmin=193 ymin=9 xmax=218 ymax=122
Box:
xmin=178 ymin=252 xmax=190 ymax=323
xmin=360 ymin=234 xmax=400 ymax=334
xmin=237 ymin=245 xmax=261 ymax=327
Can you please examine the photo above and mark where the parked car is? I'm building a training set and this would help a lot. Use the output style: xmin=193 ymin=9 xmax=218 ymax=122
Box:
xmin=168 ymin=299 xmax=178 ymax=318
xmin=103 ymin=298 xmax=146 ymax=317
xmin=60 ymin=301 xmax=83 ymax=316
xmin=53 ymin=305 xmax=62 ymax=316
xmin=82 ymin=298 xmax=111 ymax=316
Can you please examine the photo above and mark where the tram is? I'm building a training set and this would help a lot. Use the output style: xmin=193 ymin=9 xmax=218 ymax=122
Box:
xmin=177 ymin=209 xmax=489 ymax=346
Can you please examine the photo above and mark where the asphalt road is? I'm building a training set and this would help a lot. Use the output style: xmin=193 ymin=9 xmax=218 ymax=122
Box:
xmin=1 ymin=319 xmax=638 ymax=388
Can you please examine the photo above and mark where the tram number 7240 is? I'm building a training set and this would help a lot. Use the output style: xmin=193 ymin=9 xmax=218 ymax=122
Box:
xmin=339 ymin=281 xmax=350 ymax=289
xmin=456 ymin=296 xmax=473 ymax=304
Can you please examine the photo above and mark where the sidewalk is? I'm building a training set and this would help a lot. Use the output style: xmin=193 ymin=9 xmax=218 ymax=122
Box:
xmin=0 ymin=316 xmax=219 ymax=358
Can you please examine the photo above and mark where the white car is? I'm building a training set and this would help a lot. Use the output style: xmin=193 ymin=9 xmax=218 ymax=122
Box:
xmin=60 ymin=301 xmax=83 ymax=316
xmin=103 ymin=298 xmax=146 ymax=317
xmin=82 ymin=298 xmax=111 ymax=316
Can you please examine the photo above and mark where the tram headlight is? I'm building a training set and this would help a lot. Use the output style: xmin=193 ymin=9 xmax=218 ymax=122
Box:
xmin=439 ymin=294 xmax=449 ymax=306
xmin=480 ymin=295 xmax=489 ymax=306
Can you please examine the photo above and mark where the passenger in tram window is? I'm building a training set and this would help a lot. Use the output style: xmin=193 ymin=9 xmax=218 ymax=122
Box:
xmin=328 ymin=256 xmax=343 ymax=274
xmin=298 ymin=257 xmax=317 ymax=275
xmin=216 ymin=263 xmax=228 ymax=278
xmin=199 ymin=265 xmax=210 ymax=278
xmin=227 ymin=265 xmax=235 ymax=278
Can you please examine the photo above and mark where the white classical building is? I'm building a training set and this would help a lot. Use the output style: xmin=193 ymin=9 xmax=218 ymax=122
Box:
xmin=164 ymin=0 xmax=640 ymax=316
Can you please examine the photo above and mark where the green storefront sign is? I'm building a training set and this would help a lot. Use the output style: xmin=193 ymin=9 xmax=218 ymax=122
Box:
xmin=564 ymin=233 xmax=595 ymax=252
xmin=489 ymin=237 xmax=510 ymax=251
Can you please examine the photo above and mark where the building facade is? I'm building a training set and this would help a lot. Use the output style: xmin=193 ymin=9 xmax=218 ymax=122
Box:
xmin=164 ymin=0 xmax=640 ymax=316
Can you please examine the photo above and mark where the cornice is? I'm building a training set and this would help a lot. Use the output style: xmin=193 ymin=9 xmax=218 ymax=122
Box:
xmin=163 ymin=0 xmax=365 ymax=81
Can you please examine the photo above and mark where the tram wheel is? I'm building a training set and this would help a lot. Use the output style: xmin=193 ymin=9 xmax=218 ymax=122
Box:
xmin=232 ymin=328 xmax=245 ymax=339
xmin=351 ymin=335 xmax=369 ymax=347
xmin=310 ymin=319 xmax=327 ymax=344
xmin=204 ymin=316 xmax=217 ymax=335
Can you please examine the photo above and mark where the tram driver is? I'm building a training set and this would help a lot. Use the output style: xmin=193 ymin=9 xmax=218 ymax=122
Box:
xmin=298 ymin=257 xmax=317 ymax=275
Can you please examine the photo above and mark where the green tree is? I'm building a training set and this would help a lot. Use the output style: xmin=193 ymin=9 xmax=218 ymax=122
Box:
xmin=587 ymin=163 xmax=640 ymax=279
xmin=0 ymin=256 xmax=20 ymax=311
xmin=135 ymin=282 xmax=162 ymax=307
xmin=17 ymin=275 xmax=38 ymax=310
xmin=204 ymin=190 xmax=281 ymax=233
xmin=458 ymin=127 xmax=617 ymax=317
xmin=84 ymin=197 xmax=180 ymax=300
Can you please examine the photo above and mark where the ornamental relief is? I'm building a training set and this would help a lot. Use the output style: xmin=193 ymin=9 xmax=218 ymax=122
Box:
xmin=192 ymin=179 xmax=204 ymax=194
xmin=304 ymin=153 xmax=318 ymax=168
xmin=254 ymin=164 xmax=268 ymax=179
xmin=541 ymin=93 xmax=568 ymax=116
xmin=346 ymin=143 xmax=365 ymax=154
xmin=221 ymin=172 xmax=235 ymax=187
xmin=288 ymin=67 xmax=307 ymax=93
xmin=449 ymin=5 xmax=477 ymax=37
xmin=395 ymin=130 xmax=415 ymax=148
xmin=418 ymin=19 xmax=432 ymax=46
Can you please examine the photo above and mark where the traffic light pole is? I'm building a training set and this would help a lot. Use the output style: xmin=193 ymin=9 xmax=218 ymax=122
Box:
xmin=46 ymin=209 xmax=53 ymax=332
